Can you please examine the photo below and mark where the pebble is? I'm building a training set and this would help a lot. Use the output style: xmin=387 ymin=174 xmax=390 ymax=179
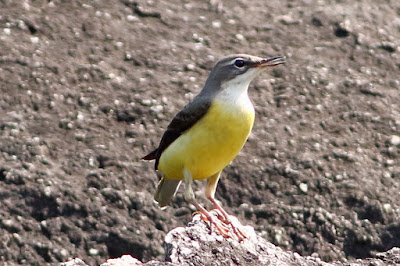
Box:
xmin=389 ymin=135 xmax=400 ymax=146
xmin=383 ymin=203 xmax=392 ymax=211
xmin=383 ymin=172 xmax=391 ymax=178
xmin=89 ymin=248 xmax=99 ymax=256
xmin=76 ymin=112 xmax=84 ymax=120
xmin=212 ymin=21 xmax=221 ymax=28
xmin=235 ymin=33 xmax=245 ymax=41
xmin=386 ymin=159 xmax=394 ymax=166
xmin=299 ymin=183 xmax=308 ymax=193
xmin=124 ymin=53 xmax=132 ymax=60
xmin=60 ymin=249 xmax=68 ymax=257
xmin=3 ymin=219 xmax=14 ymax=227
xmin=141 ymin=99 xmax=153 ymax=106
xmin=185 ymin=63 xmax=195 ymax=71
xmin=12 ymin=233 xmax=22 ymax=244
xmin=276 ymin=14 xmax=299 ymax=25
xmin=150 ymin=105 xmax=163 ymax=113
xmin=31 ymin=36 xmax=39 ymax=43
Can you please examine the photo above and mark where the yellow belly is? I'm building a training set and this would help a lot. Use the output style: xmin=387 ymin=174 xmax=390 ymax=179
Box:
xmin=158 ymin=100 xmax=255 ymax=180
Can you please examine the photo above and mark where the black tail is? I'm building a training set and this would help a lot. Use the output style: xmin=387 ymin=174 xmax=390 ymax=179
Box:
xmin=141 ymin=149 xmax=158 ymax=160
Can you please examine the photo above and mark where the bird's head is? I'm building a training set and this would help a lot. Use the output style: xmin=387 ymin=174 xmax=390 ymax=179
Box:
xmin=203 ymin=54 xmax=285 ymax=96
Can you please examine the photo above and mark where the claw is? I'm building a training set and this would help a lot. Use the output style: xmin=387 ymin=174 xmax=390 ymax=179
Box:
xmin=205 ymin=196 xmax=248 ymax=241
xmin=195 ymin=209 xmax=247 ymax=241
xmin=196 ymin=210 xmax=230 ymax=237
xmin=229 ymin=223 xmax=247 ymax=242
xmin=207 ymin=209 xmax=247 ymax=241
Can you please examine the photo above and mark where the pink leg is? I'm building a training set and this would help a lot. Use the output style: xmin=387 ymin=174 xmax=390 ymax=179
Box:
xmin=205 ymin=172 xmax=247 ymax=241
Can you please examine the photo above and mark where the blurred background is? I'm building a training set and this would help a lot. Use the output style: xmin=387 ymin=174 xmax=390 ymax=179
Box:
xmin=0 ymin=0 xmax=399 ymax=264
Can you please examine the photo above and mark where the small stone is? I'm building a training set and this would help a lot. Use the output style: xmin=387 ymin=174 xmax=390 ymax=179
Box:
xmin=277 ymin=14 xmax=299 ymax=25
xmin=386 ymin=159 xmax=394 ymax=166
xmin=12 ymin=233 xmax=22 ymax=244
xmin=212 ymin=20 xmax=221 ymax=28
xmin=185 ymin=63 xmax=195 ymax=71
xmin=383 ymin=203 xmax=392 ymax=211
xmin=44 ymin=186 xmax=52 ymax=196
xmin=124 ymin=53 xmax=132 ymax=60
xmin=299 ymin=183 xmax=308 ymax=193
xmin=150 ymin=105 xmax=163 ymax=113
xmin=60 ymin=249 xmax=69 ymax=257
xmin=235 ymin=34 xmax=245 ymax=41
xmin=76 ymin=113 xmax=84 ymax=120
xmin=389 ymin=135 xmax=400 ymax=146
xmin=141 ymin=99 xmax=152 ymax=106
xmin=3 ymin=219 xmax=14 ymax=227
xmin=31 ymin=36 xmax=39 ymax=43
xmin=89 ymin=248 xmax=99 ymax=256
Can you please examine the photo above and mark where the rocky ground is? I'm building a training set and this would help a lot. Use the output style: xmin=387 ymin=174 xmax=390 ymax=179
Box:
xmin=63 ymin=215 xmax=400 ymax=266
xmin=0 ymin=0 xmax=399 ymax=265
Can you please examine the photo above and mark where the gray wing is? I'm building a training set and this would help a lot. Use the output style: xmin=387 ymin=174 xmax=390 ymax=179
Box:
xmin=142 ymin=95 xmax=212 ymax=170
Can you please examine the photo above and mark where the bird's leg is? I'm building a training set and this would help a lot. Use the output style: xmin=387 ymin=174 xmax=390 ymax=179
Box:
xmin=183 ymin=168 xmax=229 ymax=236
xmin=205 ymin=172 xmax=230 ymax=222
xmin=206 ymin=172 xmax=247 ymax=241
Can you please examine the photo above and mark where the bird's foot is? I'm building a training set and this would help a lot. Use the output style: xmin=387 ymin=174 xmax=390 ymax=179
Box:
xmin=229 ymin=223 xmax=247 ymax=242
xmin=195 ymin=210 xmax=231 ymax=237
xmin=195 ymin=209 xmax=247 ymax=241
xmin=210 ymin=209 xmax=247 ymax=241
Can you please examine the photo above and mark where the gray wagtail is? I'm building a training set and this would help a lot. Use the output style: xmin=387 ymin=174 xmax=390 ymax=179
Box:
xmin=142 ymin=54 xmax=285 ymax=238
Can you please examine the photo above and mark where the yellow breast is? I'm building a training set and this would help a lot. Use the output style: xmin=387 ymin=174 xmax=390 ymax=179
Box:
xmin=158 ymin=99 xmax=255 ymax=180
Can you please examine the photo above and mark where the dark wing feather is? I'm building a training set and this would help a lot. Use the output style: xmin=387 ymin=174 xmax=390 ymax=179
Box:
xmin=142 ymin=96 xmax=212 ymax=170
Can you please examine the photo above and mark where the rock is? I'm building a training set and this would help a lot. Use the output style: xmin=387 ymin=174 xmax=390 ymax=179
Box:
xmin=61 ymin=215 xmax=400 ymax=265
xmin=163 ymin=214 xmax=326 ymax=265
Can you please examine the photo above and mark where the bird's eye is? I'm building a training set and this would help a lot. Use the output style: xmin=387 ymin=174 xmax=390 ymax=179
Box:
xmin=234 ymin=59 xmax=245 ymax=68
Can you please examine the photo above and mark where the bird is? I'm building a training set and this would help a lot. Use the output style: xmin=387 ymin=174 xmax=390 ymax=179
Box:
xmin=142 ymin=54 xmax=285 ymax=239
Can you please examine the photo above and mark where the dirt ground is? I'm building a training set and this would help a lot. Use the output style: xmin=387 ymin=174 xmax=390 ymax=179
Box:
xmin=1 ymin=0 xmax=400 ymax=265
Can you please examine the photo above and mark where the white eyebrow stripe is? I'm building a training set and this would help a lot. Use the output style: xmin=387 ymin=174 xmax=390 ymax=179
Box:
xmin=219 ymin=57 xmax=245 ymax=67
xmin=228 ymin=57 xmax=244 ymax=66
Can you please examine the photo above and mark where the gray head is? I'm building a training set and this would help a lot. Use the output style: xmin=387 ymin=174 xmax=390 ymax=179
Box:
xmin=202 ymin=54 xmax=285 ymax=95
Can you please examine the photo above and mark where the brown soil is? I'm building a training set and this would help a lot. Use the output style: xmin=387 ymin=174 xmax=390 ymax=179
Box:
xmin=1 ymin=0 xmax=399 ymax=265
